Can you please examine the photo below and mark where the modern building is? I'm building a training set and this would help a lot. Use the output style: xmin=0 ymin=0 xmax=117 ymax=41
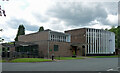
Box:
xmin=1 ymin=28 xmax=116 ymax=58
xmin=18 ymin=29 xmax=72 ymax=58
xmin=65 ymin=28 xmax=115 ymax=55
xmin=1 ymin=41 xmax=38 ymax=58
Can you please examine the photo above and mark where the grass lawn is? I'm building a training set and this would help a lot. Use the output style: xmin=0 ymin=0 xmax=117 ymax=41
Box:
xmin=8 ymin=58 xmax=52 ymax=63
xmin=87 ymin=55 xmax=118 ymax=58
xmin=54 ymin=57 xmax=84 ymax=60
xmin=0 ymin=60 xmax=7 ymax=62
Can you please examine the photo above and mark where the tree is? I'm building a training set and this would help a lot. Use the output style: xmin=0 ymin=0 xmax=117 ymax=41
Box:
xmin=14 ymin=25 xmax=25 ymax=41
xmin=117 ymin=26 xmax=120 ymax=48
xmin=105 ymin=28 xmax=108 ymax=31
xmin=38 ymin=26 xmax=44 ymax=32
xmin=108 ymin=26 xmax=120 ymax=49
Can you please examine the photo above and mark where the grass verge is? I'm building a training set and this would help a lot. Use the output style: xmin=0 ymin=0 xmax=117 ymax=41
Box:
xmin=55 ymin=57 xmax=84 ymax=60
xmin=8 ymin=58 xmax=52 ymax=63
xmin=87 ymin=55 xmax=118 ymax=58
xmin=0 ymin=60 xmax=7 ymax=62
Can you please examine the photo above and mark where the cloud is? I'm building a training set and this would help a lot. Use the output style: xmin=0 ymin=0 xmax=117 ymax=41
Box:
xmin=32 ymin=13 xmax=49 ymax=23
xmin=0 ymin=1 xmax=118 ymax=42
xmin=46 ymin=2 xmax=107 ymax=26
xmin=6 ymin=17 xmax=39 ymax=31
xmin=46 ymin=2 xmax=117 ymax=27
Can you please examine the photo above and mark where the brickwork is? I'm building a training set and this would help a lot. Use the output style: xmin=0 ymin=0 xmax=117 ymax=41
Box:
xmin=18 ymin=29 xmax=88 ymax=57
xmin=65 ymin=28 xmax=86 ymax=44
xmin=49 ymin=41 xmax=71 ymax=57
xmin=33 ymin=41 xmax=48 ymax=58
xmin=18 ymin=31 xmax=49 ymax=42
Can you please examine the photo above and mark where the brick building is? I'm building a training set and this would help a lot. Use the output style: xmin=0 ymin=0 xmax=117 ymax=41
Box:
xmin=65 ymin=28 xmax=115 ymax=55
xmin=18 ymin=29 xmax=73 ymax=58
xmin=18 ymin=28 xmax=115 ymax=57
xmin=1 ymin=28 xmax=115 ymax=58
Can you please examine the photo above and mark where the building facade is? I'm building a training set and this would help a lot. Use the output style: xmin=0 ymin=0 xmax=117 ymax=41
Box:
xmin=18 ymin=29 xmax=72 ymax=58
xmin=86 ymin=28 xmax=115 ymax=54
xmin=2 ymin=28 xmax=115 ymax=58
xmin=65 ymin=28 xmax=115 ymax=55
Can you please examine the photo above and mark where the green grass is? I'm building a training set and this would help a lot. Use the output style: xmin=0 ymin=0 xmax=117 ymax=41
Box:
xmin=87 ymin=55 xmax=118 ymax=58
xmin=0 ymin=60 xmax=7 ymax=62
xmin=9 ymin=58 xmax=52 ymax=63
xmin=55 ymin=57 xmax=84 ymax=60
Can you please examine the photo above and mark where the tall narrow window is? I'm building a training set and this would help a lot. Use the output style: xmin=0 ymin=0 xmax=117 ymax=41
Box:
xmin=54 ymin=45 xmax=59 ymax=51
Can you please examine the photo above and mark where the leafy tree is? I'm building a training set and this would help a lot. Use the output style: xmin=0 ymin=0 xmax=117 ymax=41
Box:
xmin=117 ymin=26 xmax=120 ymax=48
xmin=15 ymin=25 xmax=25 ymax=41
xmin=38 ymin=26 xmax=44 ymax=32
xmin=105 ymin=28 xmax=108 ymax=31
xmin=108 ymin=26 xmax=120 ymax=48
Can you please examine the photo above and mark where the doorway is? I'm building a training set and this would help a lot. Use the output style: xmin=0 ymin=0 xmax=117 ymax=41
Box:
xmin=71 ymin=46 xmax=77 ymax=56
xmin=82 ymin=45 xmax=85 ymax=56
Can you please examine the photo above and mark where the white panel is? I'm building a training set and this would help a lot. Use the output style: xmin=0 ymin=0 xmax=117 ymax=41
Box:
xmin=105 ymin=32 xmax=107 ymax=54
xmin=103 ymin=31 xmax=105 ymax=53
xmin=93 ymin=29 xmax=94 ymax=54
xmin=90 ymin=29 xmax=92 ymax=54
xmin=88 ymin=29 xmax=89 ymax=54
xmin=95 ymin=29 xmax=96 ymax=54
xmin=101 ymin=30 xmax=102 ymax=54
xmin=109 ymin=33 xmax=115 ymax=53
xmin=97 ymin=30 xmax=99 ymax=54
xmin=99 ymin=30 xmax=100 ymax=54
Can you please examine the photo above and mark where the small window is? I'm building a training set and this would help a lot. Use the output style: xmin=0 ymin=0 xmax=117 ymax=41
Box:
xmin=7 ymin=47 xmax=10 ymax=51
xmin=2 ymin=48 xmax=5 ymax=51
xmin=54 ymin=45 xmax=59 ymax=51
xmin=53 ymin=35 xmax=54 ymax=38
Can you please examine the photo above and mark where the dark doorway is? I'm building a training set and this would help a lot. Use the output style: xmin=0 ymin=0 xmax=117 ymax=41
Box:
xmin=82 ymin=45 xmax=85 ymax=56
xmin=71 ymin=46 xmax=77 ymax=56
xmin=7 ymin=52 xmax=10 ymax=58
xmin=2 ymin=52 xmax=5 ymax=57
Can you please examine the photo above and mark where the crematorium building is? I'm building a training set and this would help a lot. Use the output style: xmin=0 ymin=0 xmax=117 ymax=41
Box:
xmin=1 ymin=28 xmax=115 ymax=58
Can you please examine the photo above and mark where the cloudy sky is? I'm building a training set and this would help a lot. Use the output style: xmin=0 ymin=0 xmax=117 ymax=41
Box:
xmin=0 ymin=0 xmax=119 ymax=42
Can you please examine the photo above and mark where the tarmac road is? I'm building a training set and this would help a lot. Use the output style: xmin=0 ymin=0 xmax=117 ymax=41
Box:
xmin=2 ymin=58 xmax=118 ymax=71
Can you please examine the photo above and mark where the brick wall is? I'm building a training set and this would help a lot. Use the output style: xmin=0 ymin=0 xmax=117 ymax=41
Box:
xmin=33 ymin=41 xmax=48 ymax=58
xmin=18 ymin=31 xmax=49 ymax=42
xmin=65 ymin=28 xmax=86 ymax=44
xmin=49 ymin=41 xmax=72 ymax=57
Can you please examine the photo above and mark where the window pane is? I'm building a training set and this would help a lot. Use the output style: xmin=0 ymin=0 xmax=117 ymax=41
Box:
xmin=54 ymin=45 xmax=59 ymax=51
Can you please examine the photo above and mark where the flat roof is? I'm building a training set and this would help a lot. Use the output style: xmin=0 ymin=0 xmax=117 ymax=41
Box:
xmin=65 ymin=28 xmax=115 ymax=34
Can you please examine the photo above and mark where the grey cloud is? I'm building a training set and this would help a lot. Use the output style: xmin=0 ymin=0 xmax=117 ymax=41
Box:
xmin=6 ymin=18 xmax=39 ymax=31
xmin=32 ymin=13 xmax=49 ymax=23
xmin=102 ymin=2 xmax=118 ymax=15
xmin=46 ymin=2 xmax=117 ymax=27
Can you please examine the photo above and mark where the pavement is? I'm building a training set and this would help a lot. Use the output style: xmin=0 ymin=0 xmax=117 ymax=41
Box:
xmin=2 ymin=58 xmax=119 ymax=71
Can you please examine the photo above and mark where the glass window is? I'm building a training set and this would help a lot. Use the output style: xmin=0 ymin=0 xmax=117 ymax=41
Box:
xmin=2 ymin=48 xmax=5 ymax=51
xmin=7 ymin=47 xmax=10 ymax=51
xmin=54 ymin=45 xmax=59 ymax=51
xmin=53 ymin=35 xmax=54 ymax=38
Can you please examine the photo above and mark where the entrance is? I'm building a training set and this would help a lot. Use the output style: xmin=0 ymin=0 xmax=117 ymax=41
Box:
xmin=82 ymin=45 xmax=85 ymax=56
xmin=71 ymin=46 xmax=77 ymax=56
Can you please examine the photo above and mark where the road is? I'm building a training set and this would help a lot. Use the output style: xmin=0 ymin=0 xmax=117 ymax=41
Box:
xmin=2 ymin=58 xmax=118 ymax=71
